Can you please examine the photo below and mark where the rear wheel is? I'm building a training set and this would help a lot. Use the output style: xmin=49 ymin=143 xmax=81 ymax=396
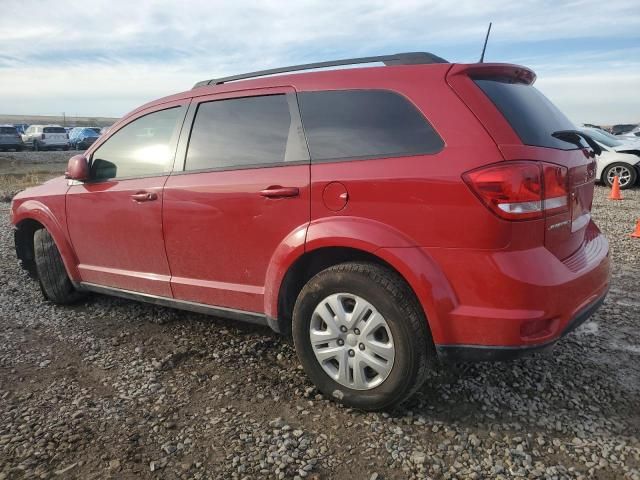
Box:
xmin=603 ymin=162 xmax=637 ymax=189
xmin=33 ymin=229 xmax=84 ymax=304
xmin=33 ymin=140 xmax=39 ymax=151
xmin=292 ymin=262 xmax=433 ymax=410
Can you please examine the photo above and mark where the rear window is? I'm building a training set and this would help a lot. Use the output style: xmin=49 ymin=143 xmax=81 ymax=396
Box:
xmin=43 ymin=127 xmax=66 ymax=133
xmin=298 ymin=90 xmax=443 ymax=162
xmin=474 ymin=78 xmax=578 ymax=150
xmin=0 ymin=127 xmax=17 ymax=134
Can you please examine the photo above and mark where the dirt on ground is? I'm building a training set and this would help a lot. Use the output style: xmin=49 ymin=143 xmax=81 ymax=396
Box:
xmin=0 ymin=153 xmax=638 ymax=479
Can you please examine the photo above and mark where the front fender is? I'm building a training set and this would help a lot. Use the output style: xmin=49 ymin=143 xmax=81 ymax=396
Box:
xmin=12 ymin=200 xmax=80 ymax=282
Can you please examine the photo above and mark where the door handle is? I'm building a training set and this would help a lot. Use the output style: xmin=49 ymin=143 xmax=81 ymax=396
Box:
xmin=259 ymin=186 xmax=299 ymax=198
xmin=131 ymin=191 xmax=158 ymax=202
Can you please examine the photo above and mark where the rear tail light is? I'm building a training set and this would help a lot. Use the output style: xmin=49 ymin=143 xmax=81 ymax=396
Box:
xmin=66 ymin=133 xmax=69 ymax=139
xmin=41 ymin=133 xmax=46 ymax=140
xmin=463 ymin=161 xmax=569 ymax=221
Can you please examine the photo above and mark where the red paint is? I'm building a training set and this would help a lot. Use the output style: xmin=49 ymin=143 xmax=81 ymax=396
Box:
xmin=11 ymin=60 xmax=610 ymax=356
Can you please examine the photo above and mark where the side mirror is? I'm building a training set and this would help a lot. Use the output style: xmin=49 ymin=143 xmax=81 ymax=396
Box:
xmin=65 ymin=154 xmax=89 ymax=181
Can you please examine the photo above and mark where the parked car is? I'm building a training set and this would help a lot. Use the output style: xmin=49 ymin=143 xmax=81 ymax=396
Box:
xmin=611 ymin=124 xmax=637 ymax=135
xmin=619 ymin=126 xmax=640 ymax=140
xmin=0 ymin=124 xmax=25 ymax=151
xmin=68 ymin=127 xmax=100 ymax=150
xmin=11 ymin=52 xmax=610 ymax=410
xmin=581 ymin=127 xmax=640 ymax=154
xmin=586 ymin=140 xmax=640 ymax=189
xmin=12 ymin=123 xmax=29 ymax=135
xmin=21 ymin=125 xmax=69 ymax=151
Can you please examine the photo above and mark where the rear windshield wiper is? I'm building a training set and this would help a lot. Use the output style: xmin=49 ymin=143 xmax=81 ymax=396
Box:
xmin=552 ymin=130 xmax=602 ymax=156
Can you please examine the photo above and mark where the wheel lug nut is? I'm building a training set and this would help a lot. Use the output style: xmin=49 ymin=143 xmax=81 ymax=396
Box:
xmin=337 ymin=339 xmax=344 ymax=346
xmin=354 ymin=328 xmax=360 ymax=335
xmin=340 ymin=326 xmax=347 ymax=333
xmin=359 ymin=343 xmax=365 ymax=350
xmin=348 ymin=349 xmax=355 ymax=357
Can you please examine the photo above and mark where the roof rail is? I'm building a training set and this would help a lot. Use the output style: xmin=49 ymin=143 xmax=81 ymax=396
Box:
xmin=193 ymin=51 xmax=448 ymax=88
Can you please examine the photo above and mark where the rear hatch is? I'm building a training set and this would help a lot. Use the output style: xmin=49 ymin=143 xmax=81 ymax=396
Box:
xmin=447 ymin=64 xmax=597 ymax=260
xmin=0 ymin=126 xmax=20 ymax=143
xmin=43 ymin=126 xmax=68 ymax=143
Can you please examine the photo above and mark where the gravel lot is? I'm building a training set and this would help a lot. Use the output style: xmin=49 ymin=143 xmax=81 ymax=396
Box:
xmin=0 ymin=162 xmax=638 ymax=479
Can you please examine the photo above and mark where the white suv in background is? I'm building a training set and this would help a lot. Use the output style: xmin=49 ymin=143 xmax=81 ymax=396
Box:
xmin=21 ymin=125 xmax=70 ymax=151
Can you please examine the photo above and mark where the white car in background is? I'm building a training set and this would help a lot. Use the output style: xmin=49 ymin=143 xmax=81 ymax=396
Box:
xmin=580 ymin=128 xmax=640 ymax=189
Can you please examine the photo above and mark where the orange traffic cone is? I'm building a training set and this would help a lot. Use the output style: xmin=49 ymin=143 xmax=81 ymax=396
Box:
xmin=631 ymin=219 xmax=640 ymax=238
xmin=608 ymin=175 xmax=623 ymax=200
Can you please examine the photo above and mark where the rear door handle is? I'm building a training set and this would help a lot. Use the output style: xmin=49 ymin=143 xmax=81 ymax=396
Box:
xmin=259 ymin=186 xmax=299 ymax=198
xmin=131 ymin=191 xmax=158 ymax=202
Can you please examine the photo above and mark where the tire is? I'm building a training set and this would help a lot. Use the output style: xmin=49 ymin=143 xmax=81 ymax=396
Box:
xmin=63 ymin=146 xmax=69 ymax=151
xmin=603 ymin=162 xmax=637 ymax=189
xmin=33 ymin=229 xmax=83 ymax=304
xmin=15 ymin=145 xmax=23 ymax=152
xmin=292 ymin=262 xmax=434 ymax=410
xmin=33 ymin=140 xmax=39 ymax=151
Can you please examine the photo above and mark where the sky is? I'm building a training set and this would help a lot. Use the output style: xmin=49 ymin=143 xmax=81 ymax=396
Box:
xmin=1 ymin=0 xmax=639 ymax=125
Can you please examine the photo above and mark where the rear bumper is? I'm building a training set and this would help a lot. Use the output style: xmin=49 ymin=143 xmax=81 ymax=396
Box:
xmin=436 ymin=287 xmax=607 ymax=362
xmin=415 ymin=221 xmax=610 ymax=359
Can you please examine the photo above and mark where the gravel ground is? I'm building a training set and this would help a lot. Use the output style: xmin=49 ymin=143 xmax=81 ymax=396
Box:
xmin=0 ymin=180 xmax=638 ymax=479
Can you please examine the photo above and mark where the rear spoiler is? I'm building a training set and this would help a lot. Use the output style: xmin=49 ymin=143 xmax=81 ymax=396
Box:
xmin=447 ymin=63 xmax=536 ymax=85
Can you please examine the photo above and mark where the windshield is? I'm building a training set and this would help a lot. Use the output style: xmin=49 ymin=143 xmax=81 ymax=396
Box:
xmin=43 ymin=127 xmax=66 ymax=133
xmin=581 ymin=128 xmax=623 ymax=147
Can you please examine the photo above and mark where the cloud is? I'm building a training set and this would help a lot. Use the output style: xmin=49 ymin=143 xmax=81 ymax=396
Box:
xmin=0 ymin=0 xmax=638 ymax=122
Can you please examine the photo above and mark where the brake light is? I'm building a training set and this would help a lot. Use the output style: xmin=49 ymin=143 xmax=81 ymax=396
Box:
xmin=463 ymin=161 xmax=569 ymax=221
xmin=41 ymin=133 xmax=46 ymax=140
xmin=66 ymin=133 xmax=69 ymax=139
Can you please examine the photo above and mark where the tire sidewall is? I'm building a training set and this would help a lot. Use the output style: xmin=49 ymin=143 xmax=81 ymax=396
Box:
xmin=292 ymin=268 xmax=421 ymax=410
xmin=604 ymin=163 xmax=637 ymax=189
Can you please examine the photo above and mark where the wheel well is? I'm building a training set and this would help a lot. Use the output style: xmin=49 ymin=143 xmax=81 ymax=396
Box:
xmin=14 ymin=218 xmax=44 ymax=279
xmin=276 ymin=247 xmax=422 ymax=335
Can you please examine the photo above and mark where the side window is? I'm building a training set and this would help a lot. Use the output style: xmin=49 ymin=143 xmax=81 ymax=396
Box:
xmin=185 ymin=94 xmax=308 ymax=171
xmin=298 ymin=90 xmax=444 ymax=162
xmin=91 ymin=107 xmax=183 ymax=180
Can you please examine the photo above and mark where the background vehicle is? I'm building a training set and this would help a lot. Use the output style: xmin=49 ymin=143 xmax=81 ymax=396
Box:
xmin=68 ymin=127 xmax=100 ymax=150
xmin=12 ymin=123 xmax=29 ymax=135
xmin=610 ymin=123 xmax=637 ymax=135
xmin=21 ymin=125 xmax=69 ymax=151
xmin=590 ymin=141 xmax=639 ymax=188
xmin=581 ymin=127 xmax=640 ymax=153
xmin=619 ymin=125 xmax=640 ymax=140
xmin=11 ymin=53 xmax=610 ymax=410
xmin=0 ymin=124 xmax=24 ymax=151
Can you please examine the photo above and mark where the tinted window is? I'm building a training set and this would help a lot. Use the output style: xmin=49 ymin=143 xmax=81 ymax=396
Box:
xmin=298 ymin=90 xmax=443 ymax=161
xmin=0 ymin=127 xmax=17 ymax=134
xmin=43 ymin=127 xmax=66 ymax=133
xmin=186 ymin=94 xmax=308 ymax=171
xmin=91 ymin=107 xmax=183 ymax=180
xmin=474 ymin=78 xmax=579 ymax=150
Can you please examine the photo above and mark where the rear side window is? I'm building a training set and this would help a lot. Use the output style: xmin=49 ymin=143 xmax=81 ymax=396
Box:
xmin=474 ymin=78 xmax=578 ymax=150
xmin=298 ymin=90 xmax=443 ymax=162
xmin=185 ymin=94 xmax=309 ymax=171
xmin=0 ymin=127 xmax=17 ymax=134
xmin=43 ymin=127 xmax=66 ymax=133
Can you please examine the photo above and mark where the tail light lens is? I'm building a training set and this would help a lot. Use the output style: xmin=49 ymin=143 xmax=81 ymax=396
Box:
xmin=463 ymin=161 xmax=569 ymax=221
xmin=66 ymin=134 xmax=69 ymax=139
xmin=41 ymin=133 xmax=46 ymax=140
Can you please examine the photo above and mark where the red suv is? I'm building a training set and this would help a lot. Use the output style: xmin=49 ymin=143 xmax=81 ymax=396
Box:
xmin=11 ymin=53 xmax=610 ymax=410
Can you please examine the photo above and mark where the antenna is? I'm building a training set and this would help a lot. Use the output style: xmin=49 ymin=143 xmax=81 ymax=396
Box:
xmin=479 ymin=22 xmax=492 ymax=63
